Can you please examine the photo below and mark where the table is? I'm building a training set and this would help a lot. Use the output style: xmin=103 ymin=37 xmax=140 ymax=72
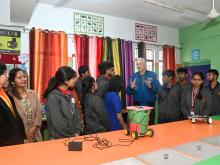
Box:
xmin=0 ymin=120 xmax=220 ymax=165
xmin=212 ymin=115 xmax=220 ymax=121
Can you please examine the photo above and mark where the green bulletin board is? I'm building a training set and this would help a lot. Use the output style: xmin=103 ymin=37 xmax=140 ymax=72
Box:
xmin=0 ymin=29 xmax=21 ymax=54
xmin=73 ymin=12 xmax=104 ymax=36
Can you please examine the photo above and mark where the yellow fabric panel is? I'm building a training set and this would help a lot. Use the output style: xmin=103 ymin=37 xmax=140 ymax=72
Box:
xmin=102 ymin=38 xmax=108 ymax=61
xmin=112 ymin=39 xmax=121 ymax=76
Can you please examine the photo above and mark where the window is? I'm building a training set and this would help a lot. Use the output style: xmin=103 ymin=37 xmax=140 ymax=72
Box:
xmin=134 ymin=48 xmax=155 ymax=72
xmin=159 ymin=50 xmax=163 ymax=84
xmin=146 ymin=49 xmax=154 ymax=71
xmin=134 ymin=47 xmax=163 ymax=84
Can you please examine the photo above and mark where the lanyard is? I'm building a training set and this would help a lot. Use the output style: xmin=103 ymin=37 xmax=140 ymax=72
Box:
xmin=191 ymin=90 xmax=198 ymax=113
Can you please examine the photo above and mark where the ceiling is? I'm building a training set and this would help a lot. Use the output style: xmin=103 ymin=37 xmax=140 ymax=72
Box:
xmin=9 ymin=0 xmax=220 ymax=28
xmin=38 ymin=0 xmax=220 ymax=28
xmin=10 ymin=0 xmax=38 ymax=24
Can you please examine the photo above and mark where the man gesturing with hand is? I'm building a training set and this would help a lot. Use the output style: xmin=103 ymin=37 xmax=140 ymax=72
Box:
xmin=126 ymin=58 xmax=160 ymax=125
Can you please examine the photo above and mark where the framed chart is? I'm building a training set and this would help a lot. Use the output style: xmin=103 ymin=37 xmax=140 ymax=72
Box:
xmin=0 ymin=29 xmax=21 ymax=54
xmin=135 ymin=23 xmax=157 ymax=42
xmin=73 ymin=12 xmax=104 ymax=36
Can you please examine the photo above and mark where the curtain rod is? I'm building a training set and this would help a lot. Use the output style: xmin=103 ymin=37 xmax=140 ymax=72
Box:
xmin=0 ymin=24 xmax=181 ymax=49
xmin=132 ymin=41 xmax=181 ymax=49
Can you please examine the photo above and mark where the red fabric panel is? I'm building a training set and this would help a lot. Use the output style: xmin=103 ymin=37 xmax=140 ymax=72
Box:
xmin=29 ymin=28 xmax=68 ymax=101
xmin=96 ymin=37 xmax=103 ymax=76
xmin=0 ymin=54 xmax=21 ymax=64
xmin=163 ymin=45 xmax=176 ymax=71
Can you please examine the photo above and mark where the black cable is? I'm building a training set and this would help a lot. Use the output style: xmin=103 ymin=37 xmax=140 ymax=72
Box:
xmin=63 ymin=133 xmax=134 ymax=150
xmin=63 ymin=108 xmax=152 ymax=150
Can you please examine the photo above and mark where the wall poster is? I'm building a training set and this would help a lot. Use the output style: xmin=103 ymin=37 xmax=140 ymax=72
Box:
xmin=74 ymin=12 xmax=104 ymax=36
xmin=135 ymin=23 xmax=157 ymax=42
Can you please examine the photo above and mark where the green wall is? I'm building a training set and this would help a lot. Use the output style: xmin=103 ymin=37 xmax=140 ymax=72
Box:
xmin=180 ymin=17 xmax=220 ymax=72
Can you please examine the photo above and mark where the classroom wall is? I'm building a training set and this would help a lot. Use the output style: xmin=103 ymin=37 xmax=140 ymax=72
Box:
xmin=0 ymin=2 xmax=180 ymax=64
xmin=28 ymin=3 xmax=179 ymax=46
xmin=24 ymin=3 xmax=180 ymax=64
xmin=180 ymin=17 xmax=220 ymax=72
xmin=0 ymin=0 xmax=10 ymax=25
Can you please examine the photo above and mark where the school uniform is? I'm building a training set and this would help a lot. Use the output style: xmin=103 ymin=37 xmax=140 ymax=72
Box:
xmin=207 ymin=82 xmax=220 ymax=116
xmin=158 ymin=84 xmax=183 ymax=124
xmin=83 ymin=92 xmax=110 ymax=134
xmin=181 ymin=87 xmax=212 ymax=118
xmin=176 ymin=79 xmax=191 ymax=91
xmin=45 ymin=89 xmax=81 ymax=139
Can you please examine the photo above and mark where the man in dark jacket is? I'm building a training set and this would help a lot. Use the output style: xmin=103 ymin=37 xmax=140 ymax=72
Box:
xmin=158 ymin=70 xmax=183 ymax=124
xmin=176 ymin=67 xmax=191 ymax=90
xmin=0 ymin=63 xmax=26 ymax=146
xmin=206 ymin=69 xmax=220 ymax=116
xmin=96 ymin=61 xmax=115 ymax=98
xmin=75 ymin=65 xmax=91 ymax=103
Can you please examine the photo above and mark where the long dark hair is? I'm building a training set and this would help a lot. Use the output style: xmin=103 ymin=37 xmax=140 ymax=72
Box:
xmin=81 ymin=76 xmax=95 ymax=109
xmin=192 ymin=71 xmax=204 ymax=100
xmin=43 ymin=66 xmax=76 ymax=98
xmin=82 ymin=76 xmax=95 ymax=95
xmin=8 ymin=68 xmax=25 ymax=99
xmin=0 ymin=63 xmax=7 ymax=76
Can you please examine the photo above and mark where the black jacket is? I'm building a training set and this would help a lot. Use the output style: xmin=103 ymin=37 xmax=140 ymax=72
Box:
xmin=207 ymin=82 xmax=220 ymax=116
xmin=158 ymin=84 xmax=183 ymax=123
xmin=0 ymin=93 xmax=26 ymax=147
xmin=181 ymin=86 xmax=212 ymax=118
xmin=83 ymin=92 xmax=110 ymax=134
xmin=45 ymin=89 xmax=81 ymax=139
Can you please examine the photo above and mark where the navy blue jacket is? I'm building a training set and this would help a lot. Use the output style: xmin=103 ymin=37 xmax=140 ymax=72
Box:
xmin=126 ymin=71 xmax=160 ymax=105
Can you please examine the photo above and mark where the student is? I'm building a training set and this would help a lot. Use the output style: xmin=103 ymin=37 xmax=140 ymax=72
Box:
xmin=96 ymin=61 xmax=115 ymax=98
xmin=0 ymin=64 xmax=26 ymax=146
xmin=8 ymin=68 xmax=42 ymax=142
xmin=176 ymin=67 xmax=191 ymax=90
xmin=181 ymin=72 xmax=212 ymax=118
xmin=104 ymin=75 xmax=127 ymax=131
xmin=75 ymin=65 xmax=91 ymax=104
xmin=126 ymin=58 xmax=160 ymax=125
xmin=206 ymin=69 xmax=220 ymax=115
xmin=158 ymin=70 xmax=183 ymax=124
xmin=82 ymin=76 xmax=110 ymax=134
xmin=43 ymin=66 xmax=81 ymax=139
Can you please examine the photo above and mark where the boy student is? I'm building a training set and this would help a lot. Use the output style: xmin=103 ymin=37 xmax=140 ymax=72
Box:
xmin=176 ymin=67 xmax=191 ymax=90
xmin=158 ymin=70 xmax=183 ymax=123
xmin=75 ymin=65 xmax=91 ymax=103
xmin=96 ymin=61 xmax=115 ymax=98
xmin=206 ymin=69 xmax=220 ymax=115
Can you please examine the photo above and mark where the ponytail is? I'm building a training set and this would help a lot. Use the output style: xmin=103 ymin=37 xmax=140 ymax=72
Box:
xmin=43 ymin=77 xmax=57 ymax=99
xmin=196 ymin=83 xmax=203 ymax=100
xmin=43 ymin=66 xmax=76 ymax=99
xmin=81 ymin=76 xmax=95 ymax=110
